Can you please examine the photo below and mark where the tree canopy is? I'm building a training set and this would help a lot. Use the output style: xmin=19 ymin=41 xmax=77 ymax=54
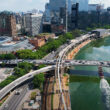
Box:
xmin=33 ymin=73 xmax=45 ymax=88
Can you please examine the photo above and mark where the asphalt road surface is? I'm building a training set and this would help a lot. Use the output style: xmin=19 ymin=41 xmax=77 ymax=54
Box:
xmin=2 ymin=84 xmax=28 ymax=110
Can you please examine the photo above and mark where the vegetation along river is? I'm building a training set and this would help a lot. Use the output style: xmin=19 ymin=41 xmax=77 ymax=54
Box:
xmin=69 ymin=36 xmax=110 ymax=110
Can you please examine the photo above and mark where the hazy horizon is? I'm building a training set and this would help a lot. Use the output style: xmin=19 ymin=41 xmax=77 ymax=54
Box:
xmin=0 ymin=0 xmax=109 ymax=12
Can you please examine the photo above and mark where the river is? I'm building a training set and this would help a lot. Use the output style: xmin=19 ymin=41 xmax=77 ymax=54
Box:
xmin=69 ymin=37 xmax=110 ymax=110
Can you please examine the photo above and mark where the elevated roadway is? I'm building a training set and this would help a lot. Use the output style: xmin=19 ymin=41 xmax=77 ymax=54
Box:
xmin=0 ymin=65 xmax=55 ymax=100
xmin=0 ymin=33 xmax=109 ymax=101
xmin=1 ymin=59 xmax=110 ymax=67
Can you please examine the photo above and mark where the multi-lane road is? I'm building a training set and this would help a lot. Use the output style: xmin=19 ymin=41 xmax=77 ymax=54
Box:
xmin=1 ymin=33 xmax=110 ymax=102
xmin=1 ymin=59 xmax=110 ymax=67
xmin=1 ymin=33 xmax=110 ymax=100
xmin=1 ymin=84 xmax=28 ymax=110
xmin=0 ymin=65 xmax=55 ymax=100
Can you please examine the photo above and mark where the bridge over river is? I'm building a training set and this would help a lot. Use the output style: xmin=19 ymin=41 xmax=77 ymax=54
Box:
xmin=1 ymin=32 xmax=110 ymax=110
xmin=0 ymin=59 xmax=110 ymax=100
xmin=1 ymin=59 xmax=110 ymax=67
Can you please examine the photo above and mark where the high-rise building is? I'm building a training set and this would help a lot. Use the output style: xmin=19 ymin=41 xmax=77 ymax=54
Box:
xmin=107 ymin=7 xmax=110 ymax=12
xmin=44 ymin=0 xmax=76 ymax=33
xmin=24 ymin=13 xmax=43 ymax=36
xmin=71 ymin=3 xmax=79 ymax=29
xmin=88 ymin=4 xmax=104 ymax=12
xmin=43 ymin=3 xmax=51 ymax=23
xmin=71 ymin=0 xmax=89 ymax=11
xmin=48 ymin=0 xmax=71 ymax=13
xmin=0 ymin=12 xmax=17 ymax=37
xmin=44 ymin=0 xmax=71 ymax=26
xmin=49 ymin=0 xmax=66 ymax=12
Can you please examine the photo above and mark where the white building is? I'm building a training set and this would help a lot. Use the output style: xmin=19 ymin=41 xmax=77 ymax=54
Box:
xmin=24 ymin=13 xmax=43 ymax=36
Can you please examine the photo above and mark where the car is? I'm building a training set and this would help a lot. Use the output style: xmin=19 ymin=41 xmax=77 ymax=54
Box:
xmin=4 ymin=104 xmax=8 ymax=108
xmin=15 ymin=90 xmax=21 ymax=95
xmin=28 ymin=75 xmax=33 ymax=77
xmin=65 ymin=60 xmax=70 ymax=63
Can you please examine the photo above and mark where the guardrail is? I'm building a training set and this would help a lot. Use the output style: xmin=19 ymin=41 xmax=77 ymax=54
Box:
xmin=0 ymin=65 xmax=55 ymax=100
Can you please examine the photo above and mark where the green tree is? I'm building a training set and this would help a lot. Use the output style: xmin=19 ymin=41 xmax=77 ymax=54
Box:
xmin=0 ymin=53 xmax=16 ymax=60
xmin=14 ymin=67 xmax=26 ymax=77
xmin=33 ymin=73 xmax=45 ymax=88
xmin=31 ymin=92 xmax=36 ymax=100
xmin=38 ymin=64 xmax=46 ymax=69
xmin=0 ymin=76 xmax=16 ymax=88
xmin=18 ymin=62 xmax=33 ymax=73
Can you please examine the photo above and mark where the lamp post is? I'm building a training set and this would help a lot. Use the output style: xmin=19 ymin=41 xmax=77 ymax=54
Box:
xmin=66 ymin=0 xmax=68 ymax=33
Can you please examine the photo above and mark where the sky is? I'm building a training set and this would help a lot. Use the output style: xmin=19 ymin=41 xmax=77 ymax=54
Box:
xmin=0 ymin=0 xmax=110 ymax=12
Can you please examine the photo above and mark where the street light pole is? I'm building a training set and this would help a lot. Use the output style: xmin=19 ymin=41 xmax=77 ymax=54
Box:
xmin=66 ymin=0 xmax=68 ymax=33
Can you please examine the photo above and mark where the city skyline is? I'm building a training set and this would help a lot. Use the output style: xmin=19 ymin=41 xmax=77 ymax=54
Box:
xmin=0 ymin=0 xmax=110 ymax=12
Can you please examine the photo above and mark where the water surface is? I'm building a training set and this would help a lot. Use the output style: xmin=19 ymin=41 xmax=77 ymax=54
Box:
xmin=69 ymin=37 xmax=110 ymax=110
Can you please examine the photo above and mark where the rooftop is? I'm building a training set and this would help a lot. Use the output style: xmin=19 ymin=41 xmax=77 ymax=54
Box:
xmin=38 ymin=33 xmax=52 ymax=37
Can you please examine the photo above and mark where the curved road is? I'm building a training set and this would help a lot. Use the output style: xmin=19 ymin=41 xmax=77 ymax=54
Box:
xmin=0 ymin=33 xmax=110 ymax=101
xmin=0 ymin=65 xmax=55 ymax=100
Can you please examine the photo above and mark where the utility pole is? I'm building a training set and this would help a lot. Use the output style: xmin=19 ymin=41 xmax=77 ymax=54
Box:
xmin=66 ymin=0 xmax=68 ymax=33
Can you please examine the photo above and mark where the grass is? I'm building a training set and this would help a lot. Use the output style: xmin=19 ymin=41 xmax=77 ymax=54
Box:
xmin=38 ymin=33 xmax=51 ymax=36
xmin=63 ymin=73 xmax=68 ymax=77
xmin=0 ymin=95 xmax=8 ymax=106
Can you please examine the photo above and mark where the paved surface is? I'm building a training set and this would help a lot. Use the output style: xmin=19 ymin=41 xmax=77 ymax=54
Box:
xmin=0 ymin=33 xmax=109 ymax=101
xmin=0 ymin=34 xmax=95 ymax=65
xmin=0 ymin=65 xmax=55 ymax=100
xmin=1 ymin=84 xmax=28 ymax=110
xmin=0 ymin=68 xmax=13 ymax=83
xmin=1 ymin=59 xmax=110 ymax=67
xmin=1 ymin=33 xmax=110 ymax=101
xmin=0 ymin=40 xmax=34 ymax=53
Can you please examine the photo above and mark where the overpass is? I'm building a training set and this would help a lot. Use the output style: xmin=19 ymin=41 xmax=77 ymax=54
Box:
xmin=0 ymin=59 xmax=110 ymax=102
xmin=0 ymin=32 xmax=110 ymax=106
xmin=1 ymin=59 xmax=110 ymax=67
xmin=0 ymin=65 xmax=55 ymax=100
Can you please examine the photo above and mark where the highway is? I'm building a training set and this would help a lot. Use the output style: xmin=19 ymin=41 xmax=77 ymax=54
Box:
xmin=65 ymin=60 xmax=110 ymax=67
xmin=0 ymin=65 xmax=55 ymax=100
xmin=1 ymin=59 xmax=110 ymax=67
xmin=0 ymin=34 xmax=95 ymax=65
xmin=54 ymin=33 xmax=99 ymax=110
xmin=1 ymin=33 xmax=110 ymax=100
xmin=0 ymin=33 xmax=110 ymax=101
xmin=1 ymin=84 xmax=28 ymax=110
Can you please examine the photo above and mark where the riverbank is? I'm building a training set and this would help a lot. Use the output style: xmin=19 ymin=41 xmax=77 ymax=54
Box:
xmin=69 ymin=35 xmax=110 ymax=110
xmin=53 ymin=74 xmax=71 ymax=110
xmin=66 ymin=39 xmax=91 ymax=60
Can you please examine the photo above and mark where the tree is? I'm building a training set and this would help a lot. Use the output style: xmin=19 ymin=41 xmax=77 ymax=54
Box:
xmin=38 ymin=64 xmax=46 ymax=69
xmin=0 ymin=53 xmax=16 ymax=60
xmin=14 ymin=67 xmax=26 ymax=77
xmin=18 ymin=62 xmax=33 ymax=73
xmin=0 ymin=75 xmax=16 ymax=88
xmin=33 ymin=73 xmax=45 ymax=88
xmin=31 ymin=92 xmax=36 ymax=100
xmin=72 ymin=29 xmax=82 ymax=38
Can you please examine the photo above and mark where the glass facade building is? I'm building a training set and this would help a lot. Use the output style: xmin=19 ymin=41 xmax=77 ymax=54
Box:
xmin=71 ymin=0 xmax=89 ymax=11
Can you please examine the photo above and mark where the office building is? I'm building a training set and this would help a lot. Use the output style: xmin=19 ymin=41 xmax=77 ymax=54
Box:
xmin=88 ymin=4 xmax=104 ymax=12
xmin=24 ymin=13 xmax=43 ymax=36
xmin=71 ymin=0 xmax=89 ymax=11
xmin=0 ymin=12 xmax=17 ymax=37
xmin=107 ymin=7 xmax=110 ymax=12
xmin=44 ymin=0 xmax=71 ymax=22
